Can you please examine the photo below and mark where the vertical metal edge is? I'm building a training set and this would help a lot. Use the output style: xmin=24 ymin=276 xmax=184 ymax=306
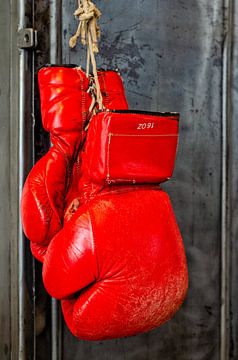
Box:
xmin=10 ymin=0 xmax=20 ymax=358
xmin=18 ymin=0 xmax=35 ymax=359
xmin=51 ymin=299 xmax=62 ymax=360
xmin=221 ymin=0 xmax=233 ymax=359
xmin=50 ymin=1 xmax=63 ymax=359
xmin=18 ymin=0 xmax=27 ymax=357
xmin=32 ymin=2 xmax=36 ymax=358
xmin=50 ymin=0 xmax=62 ymax=64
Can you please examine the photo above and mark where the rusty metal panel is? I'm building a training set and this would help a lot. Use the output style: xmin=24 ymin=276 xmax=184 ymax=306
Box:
xmin=61 ymin=1 xmax=224 ymax=359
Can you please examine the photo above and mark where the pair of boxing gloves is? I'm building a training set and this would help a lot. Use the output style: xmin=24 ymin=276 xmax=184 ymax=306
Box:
xmin=21 ymin=65 xmax=188 ymax=341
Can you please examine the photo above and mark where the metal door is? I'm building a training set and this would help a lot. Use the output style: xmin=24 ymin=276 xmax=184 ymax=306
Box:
xmin=1 ymin=0 xmax=237 ymax=359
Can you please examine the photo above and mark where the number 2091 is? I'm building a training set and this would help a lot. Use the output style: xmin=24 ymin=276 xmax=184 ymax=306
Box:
xmin=137 ymin=123 xmax=155 ymax=130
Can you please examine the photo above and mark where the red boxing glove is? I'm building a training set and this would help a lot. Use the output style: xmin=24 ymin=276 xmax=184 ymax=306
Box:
xmin=21 ymin=67 xmax=128 ymax=262
xmin=43 ymin=111 xmax=188 ymax=340
xmin=21 ymin=66 xmax=91 ymax=261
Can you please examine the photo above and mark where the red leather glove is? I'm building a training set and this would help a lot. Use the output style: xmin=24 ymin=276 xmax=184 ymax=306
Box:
xmin=21 ymin=66 xmax=128 ymax=262
xmin=42 ymin=111 xmax=188 ymax=340
xmin=21 ymin=66 xmax=91 ymax=261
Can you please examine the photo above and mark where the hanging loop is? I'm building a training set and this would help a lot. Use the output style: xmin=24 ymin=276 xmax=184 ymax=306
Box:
xmin=69 ymin=0 xmax=103 ymax=110
xmin=69 ymin=0 xmax=101 ymax=51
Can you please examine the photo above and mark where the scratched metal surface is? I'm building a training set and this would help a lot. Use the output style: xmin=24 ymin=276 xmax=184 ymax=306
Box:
xmin=0 ymin=2 xmax=11 ymax=358
xmin=230 ymin=1 xmax=238 ymax=359
xmin=34 ymin=2 xmax=53 ymax=360
xmin=61 ymin=1 xmax=223 ymax=359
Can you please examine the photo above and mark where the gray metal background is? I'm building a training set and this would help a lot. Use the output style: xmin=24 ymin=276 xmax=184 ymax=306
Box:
xmin=62 ymin=1 xmax=223 ymax=359
xmin=0 ymin=0 xmax=237 ymax=359
xmin=0 ymin=1 xmax=11 ymax=359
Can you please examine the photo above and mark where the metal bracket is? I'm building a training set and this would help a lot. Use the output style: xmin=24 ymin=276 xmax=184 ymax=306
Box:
xmin=17 ymin=28 xmax=38 ymax=49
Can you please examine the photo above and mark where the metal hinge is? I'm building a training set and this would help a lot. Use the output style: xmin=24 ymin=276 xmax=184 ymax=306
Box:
xmin=17 ymin=28 xmax=38 ymax=49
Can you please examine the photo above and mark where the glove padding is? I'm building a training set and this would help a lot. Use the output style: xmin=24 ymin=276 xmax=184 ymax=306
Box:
xmin=42 ymin=110 xmax=188 ymax=340
xmin=78 ymin=110 xmax=179 ymax=204
xmin=21 ymin=66 xmax=91 ymax=262
xmin=43 ymin=187 xmax=188 ymax=340
xmin=21 ymin=67 xmax=128 ymax=262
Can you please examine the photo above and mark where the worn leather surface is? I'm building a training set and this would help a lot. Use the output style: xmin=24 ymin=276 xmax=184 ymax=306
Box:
xmin=86 ymin=111 xmax=178 ymax=183
xmin=21 ymin=66 xmax=188 ymax=341
xmin=78 ymin=111 xmax=179 ymax=204
xmin=21 ymin=66 xmax=128 ymax=262
xmin=42 ymin=108 xmax=187 ymax=341
xmin=21 ymin=67 xmax=90 ymax=262
xmin=43 ymin=187 xmax=188 ymax=340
